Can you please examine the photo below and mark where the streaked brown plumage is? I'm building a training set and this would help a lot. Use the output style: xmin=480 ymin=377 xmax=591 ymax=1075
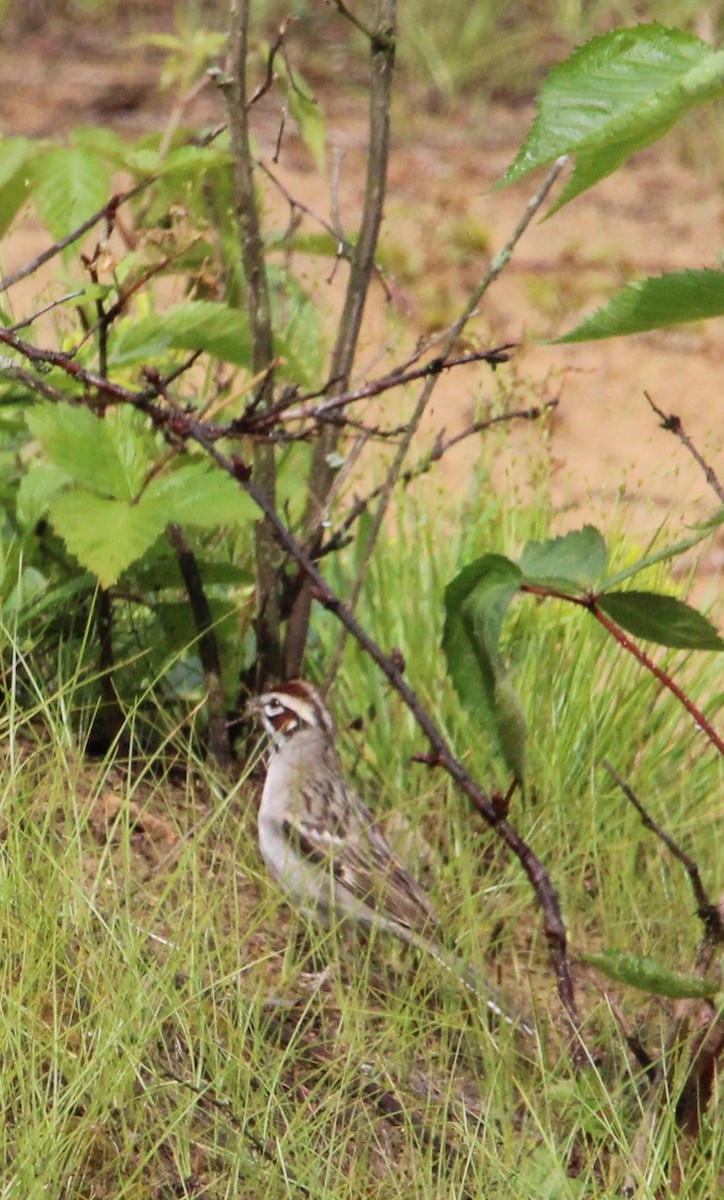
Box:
xmin=249 ymin=680 xmax=533 ymax=1036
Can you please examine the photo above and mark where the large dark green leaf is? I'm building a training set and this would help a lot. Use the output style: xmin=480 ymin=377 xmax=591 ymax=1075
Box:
xmin=598 ymin=591 xmax=723 ymax=650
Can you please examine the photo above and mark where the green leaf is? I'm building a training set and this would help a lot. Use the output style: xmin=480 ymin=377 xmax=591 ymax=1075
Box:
xmin=124 ymin=143 xmax=234 ymax=178
xmin=443 ymin=555 xmax=525 ymax=778
xmin=16 ymin=463 xmax=69 ymax=530
xmin=31 ymin=147 xmax=110 ymax=241
xmin=493 ymin=672 xmax=527 ymax=786
xmin=0 ymin=137 xmax=33 ymax=190
xmin=271 ymin=270 xmax=326 ymax=387
xmin=103 ymin=406 xmax=158 ymax=497
xmin=48 ymin=490 xmax=166 ymax=587
xmin=287 ymin=78 xmax=326 ymax=173
xmin=288 ymin=231 xmax=341 ymax=258
xmin=2 ymin=565 xmax=48 ymax=616
xmin=109 ymin=301 xmax=253 ymax=368
xmin=556 ymin=268 xmax=724 ymax=342
xmin=582 ymin=950 xmax=720 ymax=999
xmin=501 ymin=25 xmax=724 ymax=211
xmin=598 ymin=590 xmax=724 ymax=650
xmin=69 ymin=126 xmax=130 ymax=167
xmin=142 ymin=461 xmax=255 ymax=527
xmin=444 ymin=559 xmax=501 ymax=722
xmin=25 ymin=403 xmax=153 ymax=500
xmin=0 ymin=163 xmax=34 ymax=238
xmin=520 ymin=525 xmax=607 ymax=590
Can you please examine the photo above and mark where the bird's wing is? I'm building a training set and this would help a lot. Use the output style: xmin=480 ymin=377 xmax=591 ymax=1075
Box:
xmin=284 ymin=779 xmax=439 ymax=939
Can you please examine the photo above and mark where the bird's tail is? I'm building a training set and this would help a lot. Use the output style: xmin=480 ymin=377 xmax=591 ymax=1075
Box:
xmin=413 ymin=934 xmax=535 ymax=1037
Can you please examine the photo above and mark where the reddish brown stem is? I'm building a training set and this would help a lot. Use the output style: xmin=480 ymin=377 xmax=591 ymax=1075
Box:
xmin=521 ymin=584 xmax=723 ymax=757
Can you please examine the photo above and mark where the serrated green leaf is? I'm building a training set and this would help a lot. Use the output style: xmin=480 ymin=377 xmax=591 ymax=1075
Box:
xmin=556 ymin=268 xmax=724 ymax=342
xmin=31 ymin=147 xmax=110 ymax=242
xmin=109 ymin=301 xmax=253 ymax=368
xmin=501 ymin=25 xmax=724 ymax=211
xmin=26 ymin=403 xmax=155 ymax=500
xmin=520 ymin=525 xmax=607 ymax=590
xmin=16 ymin=463 xmax=69 ymax=530
xmin=103 ymin=406 xmax=158 ymax=497
xmin=598 ymin=590 xmax=724 ymax=650
xmin=142 ymin=461 xmax=255 ymax=528
xmin=583 ymin=950 xmax=720 ymax=999
xmin=48 ymin=490 xmax=166 ymax=587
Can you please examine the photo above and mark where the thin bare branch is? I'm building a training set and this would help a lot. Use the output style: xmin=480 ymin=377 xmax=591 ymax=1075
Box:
xmin=6 ymin=290 xmax=85 ymax=333
xmin=645 ymin=390 xmax=724 ymax=504
xmin=271 ymin=346 xmax=516 ymax=425
xmin=0 ymin=182 xmax=148 ymax=296
xmin=521 ymin=582 xmax=724 ymax=758
xmin=0 ymin=357 xmax=68 ymax=403
xmin=331 ymin=0 xmax=378 ymax=41
xmin=248 ymin=15 xmax=293 ymax=107
xmin=603 ymin=761 xmax=723 ymax=947
xmin=221 ymin=0 xmax=282 ymax=686
xmin=284 ymin=0 xmax=398 ymax=677
xmin=318 ymin=401 xmax=557 ymax=557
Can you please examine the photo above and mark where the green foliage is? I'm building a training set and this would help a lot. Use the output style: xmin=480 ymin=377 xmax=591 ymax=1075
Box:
xmin=502 ymin=24 xmax=724 ymax=211
xmin=520 ymin=524 xmax=607 ymax=591
xmin=502 ymin=23 xmax=724 ymax=345
xmin=0 ymin=54 xmax=331 ymax=721
xmin=0 ymin=6 xmax=722 ymax=1186
xmin=583 ymin=950 xmax=721 ymax=999
xmin=31 ymin=147 xmax=110 ymax=242
xmin=443 ymin=527 xmax=723 ymax=783
xmin=442 ymin=554 xmax=525 ymax=781
xmin=109 ymin=301 xmax=254 ymax=369
xmin=556 ymin=267 xmax=724 ymax=342
xmin=597 ymin=591 xmax=724 ymax=651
